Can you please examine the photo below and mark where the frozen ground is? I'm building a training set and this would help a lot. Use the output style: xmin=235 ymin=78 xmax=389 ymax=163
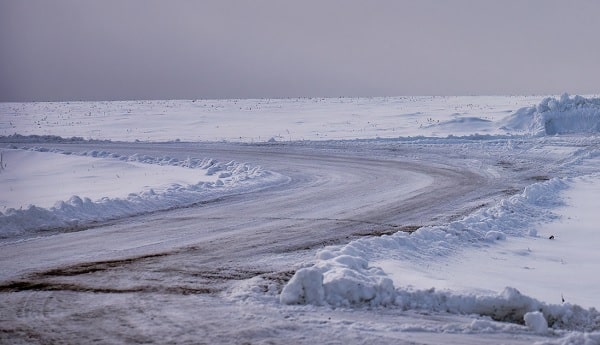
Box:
xmin=1 ymin=94 xmax=600 ymax=344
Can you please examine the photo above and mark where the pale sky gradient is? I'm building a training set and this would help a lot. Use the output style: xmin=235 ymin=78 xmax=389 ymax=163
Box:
xmin=1 ymin=0 xmax=599 ymax=101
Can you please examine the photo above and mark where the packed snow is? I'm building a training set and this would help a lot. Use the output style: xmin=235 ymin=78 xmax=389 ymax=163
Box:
xmin=1 ymin=94 xmax=600 ymax=344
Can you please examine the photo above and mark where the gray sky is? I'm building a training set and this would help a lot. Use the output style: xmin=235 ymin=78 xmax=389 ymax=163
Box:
xmin=1 ymin=0 xmax=599 ymax=102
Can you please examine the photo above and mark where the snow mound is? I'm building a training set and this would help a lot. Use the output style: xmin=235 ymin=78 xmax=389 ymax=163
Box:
xmin=501 ymin=93 xmax=600 ymax=136
xmin=419 ymin=116 xmax=494 ymax=136
xmin=280 ymin=253 xmax=395 ymax=307
xmin=429 ymin=117 xmax=492 ymax=128
xmin=0 ymin=148 xmax=287 ymax=238
xmin=524 ymin=311 xmax=548 ymax=334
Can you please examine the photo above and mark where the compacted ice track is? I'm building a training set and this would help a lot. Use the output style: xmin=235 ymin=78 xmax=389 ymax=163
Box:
xmin=0 ymin=140 xmax=538 ymax=344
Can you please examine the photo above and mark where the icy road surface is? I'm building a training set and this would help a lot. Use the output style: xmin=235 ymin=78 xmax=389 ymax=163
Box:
xmin=0 ymin=141 xmax=484 ymax=280
xmin=0 ymin=139 xmax=568 ymax=344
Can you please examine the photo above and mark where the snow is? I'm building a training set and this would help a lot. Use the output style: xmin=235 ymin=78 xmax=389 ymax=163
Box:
xmin=3 ymin=95 xmax=599 ymax=143
xmin=281 ymin=175 xmax=600 ymax=330
xmin=501 ymin=93 xmax=600 ymax=136
xmin=0 ymin=148 xmax=218 ymax=210
xmin=539 ymin=332 xmax=600 ymax=345
xmin=0 ymin=96 xmax=543 ymax=142
xmin=281 ymin=172 xmax=600 ymax=331
xmin=281 ymin=178 xmax=567 ymax=303
xmin=0 ymin=147 xmax=285 ymax=239
xmin=389 ymin=174 xmax=600 ymax=311
xmin=525 ymin=311 xmax=548 ymax=334
xmin=2 ymin=94 xmax=600 ymax=344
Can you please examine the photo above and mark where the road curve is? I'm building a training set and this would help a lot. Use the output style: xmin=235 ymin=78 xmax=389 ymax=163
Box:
xmin=0 ymin=142 xmax=498 ymax=287
xmin=1 ymin=141 xmax=532 ymax=345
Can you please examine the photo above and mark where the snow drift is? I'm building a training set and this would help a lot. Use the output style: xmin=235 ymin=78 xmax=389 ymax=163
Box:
xmin=501 ymin=93 xmax=600 ymax=136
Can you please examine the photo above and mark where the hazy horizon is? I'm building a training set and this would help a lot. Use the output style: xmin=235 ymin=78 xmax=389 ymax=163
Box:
xmin=1 ymin=0 xmax=599 ymax=102
xmin=0 ymin=93 xmax=592 ymax=104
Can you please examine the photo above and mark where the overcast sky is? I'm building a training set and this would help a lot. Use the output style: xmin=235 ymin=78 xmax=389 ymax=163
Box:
xmin=1 ymin=0 xmax=599 ymax=102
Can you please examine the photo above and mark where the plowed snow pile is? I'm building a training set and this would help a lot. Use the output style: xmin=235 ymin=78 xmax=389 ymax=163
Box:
xmin=501 ymin=93 xmax=600 ymax=136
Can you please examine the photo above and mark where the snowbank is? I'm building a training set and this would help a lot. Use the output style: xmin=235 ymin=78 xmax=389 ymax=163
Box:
xmin=394 ymin=287 xmax=599 ymax=332
xmin=280 ymin=177 xmax=600 ymax=331
xmin=0 ymin=148 xmax=287 ymax=238
xmin=280 ymin=253 xmax=395 ymax=306
xmin=501 ymin=93 xmax=600 ymax=136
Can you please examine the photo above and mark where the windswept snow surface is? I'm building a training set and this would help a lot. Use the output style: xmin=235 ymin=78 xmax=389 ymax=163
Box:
xmin=0 ymin=147 xmax=284 ymax=239
xmin=0 ymin=96 xmax=546 ymax=141
xmin=2 ymin=94 xmax=600 ymax=344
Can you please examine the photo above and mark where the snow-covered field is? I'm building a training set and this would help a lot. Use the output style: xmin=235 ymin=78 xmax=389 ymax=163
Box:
xmin=0 ymin=95 xmax=547 ymax=142
xmin=1 ymin=94 xmax=600 ymax=344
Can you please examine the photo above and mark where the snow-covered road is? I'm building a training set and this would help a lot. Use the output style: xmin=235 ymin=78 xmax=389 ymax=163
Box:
xmin=1 ymin=141 xmax=498 ymax=282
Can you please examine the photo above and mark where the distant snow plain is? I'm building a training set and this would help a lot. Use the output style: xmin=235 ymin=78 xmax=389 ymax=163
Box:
xmin=1 ymin=94 xmax=599 ymax=345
